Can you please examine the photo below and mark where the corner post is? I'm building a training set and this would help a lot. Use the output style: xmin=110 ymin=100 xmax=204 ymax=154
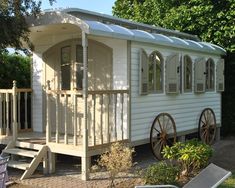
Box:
xmin=12 ymin=80 xmax=18 ymax=143
xmin=81 ymin=31 xmax=90 ymax=180
xmin=46 ymin=80 xmax=51 ymax=143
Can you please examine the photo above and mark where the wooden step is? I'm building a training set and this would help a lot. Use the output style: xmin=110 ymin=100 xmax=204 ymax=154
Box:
xmin=8 ymin=160 xmax=30 ymax=170
xmin=16 ymin=141 xmax=44 ymax=150
xmin=3 ymin=148 xmax=38 ymax=158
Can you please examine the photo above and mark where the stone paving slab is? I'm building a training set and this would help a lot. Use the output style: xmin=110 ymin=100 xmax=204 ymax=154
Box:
xmin=8 ymin=139 xmax=235 ymax=188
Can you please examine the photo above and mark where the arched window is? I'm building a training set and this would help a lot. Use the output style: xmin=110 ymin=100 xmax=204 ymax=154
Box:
xmin=149 ymin=51 xmax=163 ymax=93
xmin=184 ymin=55 xmax=192 ymax=92
xmin=205 ymin=58 xmax=215 ymax=91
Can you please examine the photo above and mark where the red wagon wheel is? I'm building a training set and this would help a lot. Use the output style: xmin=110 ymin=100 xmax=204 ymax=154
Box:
xmin=150 ymin=113 xmax=177 ymax=160
xmin=198 ymin=108 xmax=216 ymax=145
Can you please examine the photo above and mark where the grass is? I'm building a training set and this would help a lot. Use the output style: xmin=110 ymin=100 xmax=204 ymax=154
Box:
xmin=218 ymin=172 xmax=235 ymax=188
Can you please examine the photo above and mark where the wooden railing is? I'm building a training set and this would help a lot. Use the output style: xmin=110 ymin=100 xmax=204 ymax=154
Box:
xmin=0 ymin=81 xmax=32 ymax=140
xmin=46 ymin=89 xmax=129 ymax=147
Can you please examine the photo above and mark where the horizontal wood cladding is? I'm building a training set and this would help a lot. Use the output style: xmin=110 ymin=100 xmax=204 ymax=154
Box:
xmin=130 ymin=45 xmax=222 ymax=142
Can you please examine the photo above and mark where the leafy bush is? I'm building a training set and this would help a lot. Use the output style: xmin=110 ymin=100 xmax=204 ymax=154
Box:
xmin=98 ymin=142 xmax=134 ymax=187
xmin=162 ymin=139 xmax=213 ymax=176
xmin=143 ymin=161 xmax=179 ymax=185
xmin=0 ymin=52 xmax=31 ymax=88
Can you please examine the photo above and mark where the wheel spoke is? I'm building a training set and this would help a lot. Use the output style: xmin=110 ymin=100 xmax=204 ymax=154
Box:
xmin=164 ymin=117 xmax=170 ymax=132
xmin=199 ymin=109 xmax=216 ymax=145
xmin=157 ymin=118 xmax=163 ymax=132
xmin=201 ymin=120 xmax=207 ymax=126
xmin=151 ymin=113 xmax=176 ymax=160
xmin=153 ymin=127 xmax=161 ymax=134
xmin=203 ymin=112 xmax=207 ymax=122
xmin=153 ymin=139 xmax=162 ymax=151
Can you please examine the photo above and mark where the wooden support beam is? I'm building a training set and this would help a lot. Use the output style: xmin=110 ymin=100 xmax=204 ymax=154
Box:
xmin=81 ymin=31 xmax=89 ymax=181
xmin=24 ymin=92 xmax=28 ymax=129
xmin=0 ymin=94 xmax=2 ymax=135
xmin=12 ymin=81 xmax=18 ymax=142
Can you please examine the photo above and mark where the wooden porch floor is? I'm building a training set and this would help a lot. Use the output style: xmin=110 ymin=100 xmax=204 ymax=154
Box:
xmin=0 ymin=132 xmax=129 ymax=157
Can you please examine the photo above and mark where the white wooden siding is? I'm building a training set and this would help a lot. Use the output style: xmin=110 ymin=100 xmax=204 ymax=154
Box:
xmin=130 ymin=42 xmax=222 ymax=143
xmin=89 ymin=36 xmax=128 ymax=90
xmin=32 ymin=36 xmax=129 ymax=137
xmin=32 ymin=53 xmax=44 ymax=132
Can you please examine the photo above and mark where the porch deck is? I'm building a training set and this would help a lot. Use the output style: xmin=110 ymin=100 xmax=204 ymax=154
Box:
xmin=1 ymin=83 xmax=129 ymax=180
xmin=0 ymin=131 xmax=129 ymax=157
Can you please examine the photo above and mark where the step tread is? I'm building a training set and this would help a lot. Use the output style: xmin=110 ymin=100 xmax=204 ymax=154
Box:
xmin=16 ymin=141 xmax=44 ymax=150
xmin=8 ymin=160 xmax=30 ymax=170
xmin=3 ymin=148 xmax=38 ymax=158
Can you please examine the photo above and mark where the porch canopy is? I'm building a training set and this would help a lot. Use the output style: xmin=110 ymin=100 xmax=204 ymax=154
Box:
xmin=26 ymin=8 xmax=226 ymax=55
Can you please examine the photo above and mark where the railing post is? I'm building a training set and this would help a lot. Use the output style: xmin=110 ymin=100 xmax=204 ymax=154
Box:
xmin=81 ymin=31 xmax=89 ymax=180
xmin=0 ymin=94 xmax=2 ymax=135
xmin=12 ymin=80 xmax=18 ymax=143
xmin=46 ymin=80 xmax=51 ymax=143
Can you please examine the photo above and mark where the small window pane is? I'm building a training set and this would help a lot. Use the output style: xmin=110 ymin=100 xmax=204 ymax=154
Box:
xmin=76 ymin=45 xmax=83 ymax=89
xmin=206 ymin=59 xmax=214 ymax=90
xmin=61 ymin=46 xmax=71 ymax=90
xmin=148 ymin=52 xmax=163 ymax=93
xmin=155 ymin=56 xmax=162 ymax=91
xmin=184 ymin=56 xmax=192 ymax=92
xmin=148 ymin=54 xmax=154 ymax=92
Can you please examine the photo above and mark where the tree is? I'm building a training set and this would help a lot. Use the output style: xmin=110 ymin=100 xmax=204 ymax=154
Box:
xmin=0 ymin=52 xmax=31 ymax=88
xmin=0 ymin=0 xmax=54 ymax=55
xmin=112 ymin=0 xmax=235 ymax=52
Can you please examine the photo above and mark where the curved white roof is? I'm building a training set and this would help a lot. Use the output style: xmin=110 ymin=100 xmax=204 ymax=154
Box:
xmin=84 ymin=20 xmax=225 ymax=55
xmin=27 ymin=9 xmax=226 ymax=55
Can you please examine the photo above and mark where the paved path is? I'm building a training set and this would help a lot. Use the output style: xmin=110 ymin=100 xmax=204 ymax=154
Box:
xmin=8 ymin=138 xmax=235 ymax=188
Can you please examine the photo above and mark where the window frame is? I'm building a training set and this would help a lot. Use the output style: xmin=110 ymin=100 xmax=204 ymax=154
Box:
xmin=205 ymin=58 xmax=215 ymax=91
xmin=148 ymin=51 xmax=164 ymax=93
xmin=75 ymin=44 xmax=83 ymax=90
xmin=60 ymin=45 xmax=71 ymax=90
xmin=183 ymin=55 xmax=193 ymax=93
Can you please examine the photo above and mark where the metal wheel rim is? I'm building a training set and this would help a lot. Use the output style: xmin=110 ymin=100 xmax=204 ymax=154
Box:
xmin=198 ymin=108 xmax=216 ymax=145
xmin=150 ymin=113 xmax=176 ymax=160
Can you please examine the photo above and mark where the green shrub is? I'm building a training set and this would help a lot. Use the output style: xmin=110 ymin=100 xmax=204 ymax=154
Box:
xmin=143 ymin=161 xmax=179 ymax=185
xmin=162 ymin=139 xmax=213 ymax=176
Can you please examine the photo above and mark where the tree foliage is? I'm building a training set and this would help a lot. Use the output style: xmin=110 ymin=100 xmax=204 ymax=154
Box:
xmin=0 ymin=52 xmax=31 ymax=88
xmin=0 ymin=0 xmax=54 ymax=53
xmin=113 ymin=0 xmax=235 ymax=52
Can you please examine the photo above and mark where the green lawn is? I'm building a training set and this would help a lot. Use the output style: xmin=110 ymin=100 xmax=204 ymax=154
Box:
xmin=219 ymin=172 xmax=235 ymax=188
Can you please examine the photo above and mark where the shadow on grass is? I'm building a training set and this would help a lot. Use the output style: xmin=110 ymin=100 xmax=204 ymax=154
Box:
xmin=219 ymin=172 xmax=235 ymax=188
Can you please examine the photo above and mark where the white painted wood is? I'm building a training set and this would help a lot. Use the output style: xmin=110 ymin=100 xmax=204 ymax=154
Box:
xmin=48 ymin=151 xmax=55 ymax=174
xmin=114 ymin=93 xmax=117 ymax=141
xmin=32 ymin=53 xmax=44 ymax=132
xmin=15 ymin=141 xmax=43 ymax=150
xmin=8 ymin=161 xmax=30 ymax=170
xmin=165 ymin=53 xmax=180 ymax=94
xmin=130 ymin=43 xmax=222 ymax=142
xmin=0 ymin=94 xmax=2 ymax=135
xmin=64 ymin=95 xmax=68 ymax=145
xmin=100 ymin=94 xmax=104 ymax=145
xmin=82 ymin=32 xmax=89 ymax=181
xmin=56 ymin=94 xmax=59 ymax=143
xmin=216 ymin=59 xmax=224 ymax=92
xmin=17 ymin=92 xmax=21 ymax=130
xmin=6 ymin=93 xmax=10 ymax=136
xmin=21 ymin=145 xmax=48 ymax=180
xmin=92 ymin=94 xmax=96 ymax=146
xmin=3 ymin=148 xmax=38 ymax=158
xmin=46 ymin=92 xmax=51 ymax=143
xmin=194 ymin=57 xmax=206 ymax=93
xmin=24 ymin=92 xmax=28 ymax=129
xmin=139 ymin=49 xmax=148 ymax=95
xmin=73 ymin=94 xmax=77 ymax=146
